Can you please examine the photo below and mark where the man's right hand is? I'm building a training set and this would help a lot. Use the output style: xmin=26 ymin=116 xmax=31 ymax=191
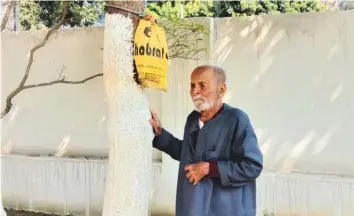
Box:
xmin=149 ymin=110 xmax=162 ymax=136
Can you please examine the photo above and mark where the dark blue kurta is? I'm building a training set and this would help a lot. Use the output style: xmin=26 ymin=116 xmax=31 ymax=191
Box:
xmin=153 ymin=103 xmax=263 ymax=216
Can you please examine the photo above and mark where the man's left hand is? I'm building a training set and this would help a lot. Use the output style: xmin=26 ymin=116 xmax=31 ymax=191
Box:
xmin=184 ymin=162 xmax=209 ymax=185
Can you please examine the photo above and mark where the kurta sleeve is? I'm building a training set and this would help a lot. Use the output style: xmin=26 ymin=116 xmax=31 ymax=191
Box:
xmin=153 ymin=128 xmax=183 ymax=161
xmin=217 ymin=110 xmax=263 ymax=187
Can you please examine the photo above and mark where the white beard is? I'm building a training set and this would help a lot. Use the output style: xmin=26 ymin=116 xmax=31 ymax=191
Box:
xmin=193 ymin=96 xmax=216 ymax=112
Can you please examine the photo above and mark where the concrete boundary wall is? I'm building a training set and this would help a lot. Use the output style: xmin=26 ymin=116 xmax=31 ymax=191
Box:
xmin=1 ymin=154 xmax=162 ymax=216
xmin=1 ymin=155 xmax=354 ymax=216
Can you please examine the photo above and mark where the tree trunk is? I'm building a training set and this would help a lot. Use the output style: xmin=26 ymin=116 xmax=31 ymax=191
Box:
xmin=102 ymin=1 xmax=153 ymax=216
xmin=106 ymin=1 xmax=144 ymax=32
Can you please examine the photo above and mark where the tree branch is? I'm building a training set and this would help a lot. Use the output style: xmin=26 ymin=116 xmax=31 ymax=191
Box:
xmin=159 ymin=19 xmax=210 ymax=60
xmin=1 ymin=1 xmax=68 ymax=119
xmin=1 ymin=1 xmax=16 ymax=31
xmin=23 ymin=73 xmax=103 ymax=90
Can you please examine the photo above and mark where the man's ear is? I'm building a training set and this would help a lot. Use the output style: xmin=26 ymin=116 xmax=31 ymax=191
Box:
xmin=219 ymin=83 xmax=226 ymax=96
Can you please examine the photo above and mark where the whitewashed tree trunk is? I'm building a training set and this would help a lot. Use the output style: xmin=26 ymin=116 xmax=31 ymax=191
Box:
xmin=101 ymin=13 xmax=153 ymax=216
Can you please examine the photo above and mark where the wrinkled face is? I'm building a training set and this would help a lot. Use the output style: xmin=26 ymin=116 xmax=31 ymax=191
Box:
xmin=190 ymin=68 xmax=225 ymax=112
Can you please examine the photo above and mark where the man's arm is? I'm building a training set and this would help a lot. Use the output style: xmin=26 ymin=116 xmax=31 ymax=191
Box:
xmin=210 ymin=110 xmax=263 ymax=187
xmin=153 ymin=128 xmax=183 ymax=161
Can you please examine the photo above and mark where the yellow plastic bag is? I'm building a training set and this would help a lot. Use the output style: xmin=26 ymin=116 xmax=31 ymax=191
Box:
xmin=134 ymin=18 xmax=168 ymax=92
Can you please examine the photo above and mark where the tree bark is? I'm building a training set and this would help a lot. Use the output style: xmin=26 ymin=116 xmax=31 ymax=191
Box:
xmin=102 ymin=1 xmax=153 ymax=216
xmin=0 ymin=0 xmax=16 ymax=31
xmin=106 ymin=1 xmax=144 ymax=32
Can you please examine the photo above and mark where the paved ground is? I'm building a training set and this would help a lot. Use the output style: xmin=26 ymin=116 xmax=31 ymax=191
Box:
xmin=4 ymin=209 xmax=172 ymax=216
xmin=5 ymin=209 xmax=71 ymax=216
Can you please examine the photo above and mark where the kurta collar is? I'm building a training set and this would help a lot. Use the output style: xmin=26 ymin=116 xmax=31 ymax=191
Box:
xmin=189 ymin=103 xmax=230 ymax=133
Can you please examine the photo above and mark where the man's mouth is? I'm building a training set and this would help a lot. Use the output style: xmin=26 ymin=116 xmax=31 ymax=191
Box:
xmin=193 ymin=97 xmax=204 ymax=101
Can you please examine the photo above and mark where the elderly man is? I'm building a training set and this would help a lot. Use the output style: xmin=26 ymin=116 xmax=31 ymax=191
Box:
xmin=149 ymin=65 xmax=263 ymax=216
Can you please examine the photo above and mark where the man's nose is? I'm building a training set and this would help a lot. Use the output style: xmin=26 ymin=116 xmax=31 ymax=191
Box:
xmin=191 ymin=87 xmax=200 ymax=96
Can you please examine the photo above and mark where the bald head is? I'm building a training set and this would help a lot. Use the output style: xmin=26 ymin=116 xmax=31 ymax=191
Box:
xmin=192 ymin=65 xmax=226 ymax=85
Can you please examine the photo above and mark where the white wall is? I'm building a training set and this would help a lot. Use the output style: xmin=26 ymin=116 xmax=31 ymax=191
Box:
xmin=1 ymin=10 xmax=354 ymax=216
xmin=2 ymin=154 xmax=353 ymax=216
xmin=1 ymin=154 xmax=162 ymax=216
xmin=0 ymin=26 xmax=162 ymax=160
xmin=155 ymin=10 xmax=354 ymax=215
xmin=211 ymin=11 xmax=354 ymax=176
